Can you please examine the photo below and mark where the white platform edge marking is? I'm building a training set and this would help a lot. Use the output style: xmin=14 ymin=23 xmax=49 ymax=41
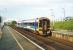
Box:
xmin=7 ymin=27 xmax=24 ymax=50
xmin=9 ymin=27 xmax=45 ymax=50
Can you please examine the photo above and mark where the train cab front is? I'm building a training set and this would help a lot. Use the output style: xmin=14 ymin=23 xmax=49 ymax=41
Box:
xmin=39 ymin=17 xmax=52 ymax=36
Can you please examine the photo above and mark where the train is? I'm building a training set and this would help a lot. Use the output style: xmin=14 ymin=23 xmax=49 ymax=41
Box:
xmin=17 ymin=17 xmax=52 ymax=36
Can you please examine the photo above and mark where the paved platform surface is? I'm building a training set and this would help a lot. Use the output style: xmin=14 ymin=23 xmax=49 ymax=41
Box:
xmin=0 ymin=26 xmax=21 ymax=50
xmin=0 ymin=26 xmax=42 ymax=50
xmin=8 ymin=26 xmax=42 ymax=50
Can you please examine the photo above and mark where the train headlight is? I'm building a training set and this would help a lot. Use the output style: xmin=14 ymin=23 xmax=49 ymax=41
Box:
xmin=47 ymin=31 xmax=50 ymax=33
xmin=39 ymin=31 xmax=43 ymax=33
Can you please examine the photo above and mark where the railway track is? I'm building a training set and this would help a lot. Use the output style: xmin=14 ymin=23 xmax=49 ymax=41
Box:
xmin=47 ymin=37 xmax=73 ymax=48
xmin=13 ymin=27 xmax=73 ymax=50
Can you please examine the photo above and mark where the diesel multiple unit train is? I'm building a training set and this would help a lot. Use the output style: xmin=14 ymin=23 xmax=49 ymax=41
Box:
xmin=17 ymin=17 xmax=52 ymax=36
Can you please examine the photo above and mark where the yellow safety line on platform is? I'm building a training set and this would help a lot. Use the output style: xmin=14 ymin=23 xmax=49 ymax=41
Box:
xmin=7 ymin=27 xmax=24 ymax=50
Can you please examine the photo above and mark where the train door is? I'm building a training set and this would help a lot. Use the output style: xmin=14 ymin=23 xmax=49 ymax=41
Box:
xmin=39 ymin=19 xmax=48 ymax=35
xmin=42 ymin=19 xmax=51 ymax=36
xmin=39 ymin=19 xmax=51 ymax=36
xmin=42 ymin=19 xmax=48 ymax=35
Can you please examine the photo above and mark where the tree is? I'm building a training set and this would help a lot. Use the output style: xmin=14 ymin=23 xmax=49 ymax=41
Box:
xmin=12 ymin=21 xmax=17 ymax=25
xmin=11 ymin=21 xmax=17 ymax=27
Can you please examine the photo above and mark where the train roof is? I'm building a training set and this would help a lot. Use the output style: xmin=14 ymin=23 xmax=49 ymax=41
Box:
xmin=39 ymin=17 xmax=50 ymax=20
xmin=18 ymin=17 xmax=50 ymax=24
xmin=21 ymin=19 xmax=38 ymax=23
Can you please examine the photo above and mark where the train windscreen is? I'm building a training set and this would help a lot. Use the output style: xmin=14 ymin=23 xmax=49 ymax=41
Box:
xmin=39 ymin=19 xmax=50 ymax=29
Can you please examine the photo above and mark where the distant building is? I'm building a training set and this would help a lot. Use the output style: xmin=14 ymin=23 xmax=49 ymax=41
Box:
xmin=64 ymin=17 xmax=73 ymax=21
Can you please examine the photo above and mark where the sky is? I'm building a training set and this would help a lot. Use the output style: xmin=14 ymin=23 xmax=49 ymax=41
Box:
xmin=0 ymin=0 xmax=73 ymax=22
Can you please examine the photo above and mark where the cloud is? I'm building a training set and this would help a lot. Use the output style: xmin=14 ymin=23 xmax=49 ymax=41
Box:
xmin=0 ymin=0 xmax=73 ymax=8
xmin=0 ymin=0 xmax=44 ymax=6
xmin=0 ymin=0 xmax=73 ymax=22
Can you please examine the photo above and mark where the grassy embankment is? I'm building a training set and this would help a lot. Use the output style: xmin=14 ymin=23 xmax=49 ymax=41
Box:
xmin=54 ymin=20 xmax=73 ymax=31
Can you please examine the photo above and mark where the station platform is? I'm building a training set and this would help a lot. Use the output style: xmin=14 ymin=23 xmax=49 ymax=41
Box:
xmin=0 ymin=26 xmax=43 ymax=50
xmin=0 ymin=26 xmax=21 ymax=50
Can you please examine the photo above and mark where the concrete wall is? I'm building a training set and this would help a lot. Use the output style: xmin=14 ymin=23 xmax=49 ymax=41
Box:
xmin=52 ymin=32 xmax=73 ymax=42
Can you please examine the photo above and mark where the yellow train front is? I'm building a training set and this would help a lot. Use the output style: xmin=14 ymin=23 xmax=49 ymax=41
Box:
xmin=35 ymin=17 xmax=52 ymax=36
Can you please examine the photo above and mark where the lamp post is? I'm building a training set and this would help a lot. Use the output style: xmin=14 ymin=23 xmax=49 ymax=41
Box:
xmin=62 ymin=8 xmax=65 ymax=21
xmin=50 ymin=9 xmax=55 ymax=30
